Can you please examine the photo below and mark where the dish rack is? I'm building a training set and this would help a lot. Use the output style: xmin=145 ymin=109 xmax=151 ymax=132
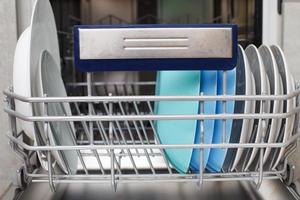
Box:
xmin=3 ymin=25 xmax=300 ymax=192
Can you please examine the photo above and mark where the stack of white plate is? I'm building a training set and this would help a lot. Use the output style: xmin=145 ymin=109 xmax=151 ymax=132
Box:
xmin=228 ymin=44 xmax=296 ymax=172
xmin=13 ymin=0 xmax=78 ymax=174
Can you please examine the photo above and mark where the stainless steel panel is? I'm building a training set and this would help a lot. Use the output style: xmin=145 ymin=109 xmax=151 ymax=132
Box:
xmin=79 ymin=28 xmax=233 ymax=59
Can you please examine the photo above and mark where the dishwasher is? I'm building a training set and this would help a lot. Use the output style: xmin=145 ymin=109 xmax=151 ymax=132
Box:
xmin=3 ymin=1 xmax=300 ymax=199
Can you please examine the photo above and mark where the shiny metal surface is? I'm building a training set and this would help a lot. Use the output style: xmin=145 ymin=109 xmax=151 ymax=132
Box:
xmin=259 ymin=179 xmax=298 ymax=200
xmin=79 ymin=28 xmax=232 ymax=59
xmin=9 ymin=179 xmax=297 ymax=200
xmin=17 ymin=181 xmax=263 ymax=200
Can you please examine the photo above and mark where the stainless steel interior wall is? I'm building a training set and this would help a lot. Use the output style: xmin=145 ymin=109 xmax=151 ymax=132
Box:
xmin=283 ymin=0 xmax=300 ymax=188
xmin=15 ymin=0 xmax=35 ymax=37
xmin=0 ymin=0 xmax=21 ymax=197
xmin=283 ymin=1 xmax=300 ymax=80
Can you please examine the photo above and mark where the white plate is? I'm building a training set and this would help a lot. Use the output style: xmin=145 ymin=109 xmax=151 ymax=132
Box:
xmin=30 ymin=0 xmax=60 ymax=78
xmin=30 ymin=0 xmax=61 ymax=141
xmin=13 ymin=27 xmax=34 ymax=139
xmin=13 ymin=0 xmax=61 ymax=171
xmin=13 ymin=27 xmax=49 ymax=169
xmin=233 ymin=72 xmax=257 ymax=171
xmin=230 ymin=45 xmax=255 ymax=171
xmin=34 ymin=51 xmax=78 ymax=174
xmin=30 ymin=0 xmax=61 ymax=170
xmin=249 ymin=72 xmax=257 ymax=143
xmin=270 ymin=45 xmax=296 ymax=169
xmin=14 ymin=0 xmax=60 ymax=140
xmin=244 ymin=45 xmax=271 ymax=170
xmin=258 ymin=45 xmax=284 ymax=164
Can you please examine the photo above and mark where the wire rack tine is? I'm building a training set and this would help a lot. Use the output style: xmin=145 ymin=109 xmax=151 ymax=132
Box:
xmin=43 ymin=96 xmax=56 ymax=192
xmin=59 ymin=102 xmax=88 ymax=174
xmin=114 ymin=121 xmax=139 ymax=174
xmin=90 ymin=106 xmax=109 ymax=143
xmin=122 ymin=84 xmax=134 ymax=115
xmin=103 ymin=102 xmax=139 ymax=174
xmin=67 ymin=120 xmax=89 ymax=175
xmin=102 ymin=103 xmax=122 ymax=145
xmin=81 ymin=117 xmax=106 ymax=174
xmin=108 ymin=98 xmax=117 ymax=191
xmin=199 ymin=93 xmax=204 ymax=188
xmin=87 ymin=72 xmax=94 ymax=144
xmin=222 ymin=70 xmax=227 ymax=144
xmin=146 ymin=101 xmax=173 ymax=173
xmin=130 ymin=84 xmax=137 ymax=97
xmin=103 ymin=84 xmax=109 ymax=98
xmin=90 ymin=106 xmax=122 ymax=173
xmin=113 ymin=84 xmax=120 ymax=96
xmin=135 ymin=121 xmax=156 ymax=173
xmin=73 ymin=103 xmax=106 ymax=174
xmin=118 ymin=101 xmax=140 ymax=154
xmin=133 ymin=101 xmax=154 ymax=154
xmin=122 ymin=84 xmax=129 ymax=96
xmin=257 ymin=97 xmax=267 ymax=189
xmin=102 ymin=102 xmax=127 ymax=172
xmin=132 ymin=120 xmax=156 ymax=174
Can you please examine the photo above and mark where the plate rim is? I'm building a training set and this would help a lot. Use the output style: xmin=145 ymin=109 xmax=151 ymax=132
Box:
xmin=270 ymin=45 xmax=296 ymax=169
xmin=244 ymin=44 xmax=271 ymax=170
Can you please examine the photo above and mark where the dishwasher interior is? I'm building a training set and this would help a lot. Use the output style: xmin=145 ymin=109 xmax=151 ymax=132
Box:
xmin=6 ymin=70 xmax=300 ymax=200
xmin=6 ymin=77 xmax=300 ymax=199
xmin=4 ymin=0 xmax=300 ymax=199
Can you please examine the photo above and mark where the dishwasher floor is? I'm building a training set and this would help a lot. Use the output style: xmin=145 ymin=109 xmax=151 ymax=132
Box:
xmin=7 ymin=179 xmax=296 ymax=200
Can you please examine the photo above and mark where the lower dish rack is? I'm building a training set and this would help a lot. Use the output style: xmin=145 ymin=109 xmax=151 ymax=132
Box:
xmin=3 ymin=79 xmax=300 ymax=192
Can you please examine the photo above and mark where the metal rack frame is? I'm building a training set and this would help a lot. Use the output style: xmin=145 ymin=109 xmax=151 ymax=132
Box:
xmin=3 ymin=73 xmax=300 ymax=192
